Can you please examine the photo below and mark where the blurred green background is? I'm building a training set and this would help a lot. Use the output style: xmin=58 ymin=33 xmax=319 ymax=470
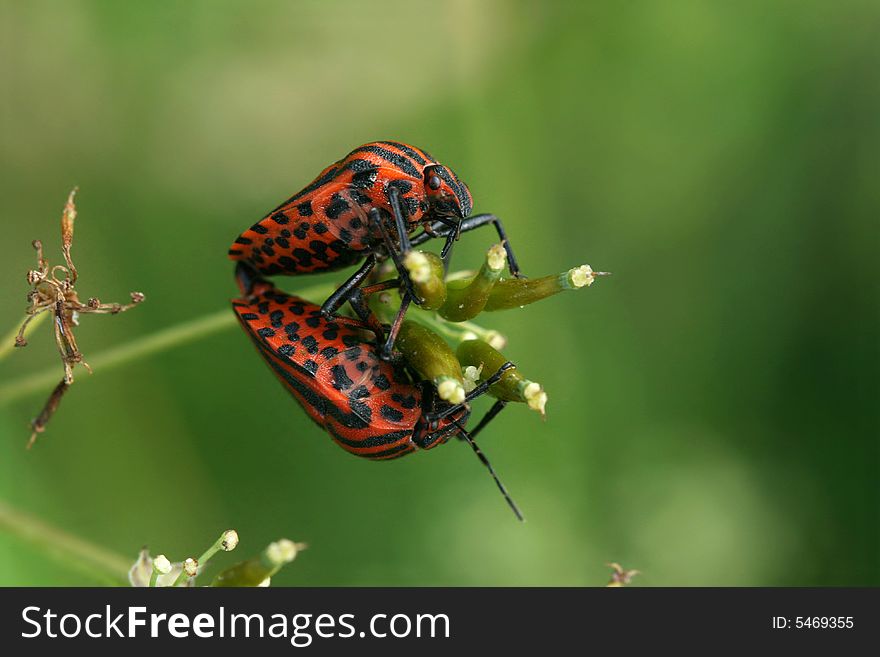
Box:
xmin=1 ymin=0 xmax=877 ymax=586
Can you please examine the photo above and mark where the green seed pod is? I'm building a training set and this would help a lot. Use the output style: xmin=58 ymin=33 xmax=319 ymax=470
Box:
xmin=456 ymin=339 xmax=547 ymax=415
xmin=484 ymin=264 xmax=608 ymax=312
xmin=403 ymin=250 xmax=447 ymax=310
xmin=438 ymin=244 xmax=507 ymax=322
xmin=396 ymin=320 xmax=465 ymax=404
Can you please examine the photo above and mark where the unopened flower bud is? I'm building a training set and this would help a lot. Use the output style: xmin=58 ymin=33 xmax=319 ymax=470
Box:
xmin=403 ymin=251 xmax=431 ymax=283
xmin=153 ymin=554 xmax=172 ymax=575
xmin=183 ymin=558 xmax=198 ymax=578
xmin=522 ymin=382 xmax=548 ymax=415
xmin=436 ymin=377 xmax=466 ymax=405
xmin=403 ymin=250 xmax=446 ymax=310
xmin=265 ymin=539 xmax=301 ymax=567
xmin=221 ymin=529 xmax=239 ymax=551
xmin=486 ymin=244 xmax=507 ymax=272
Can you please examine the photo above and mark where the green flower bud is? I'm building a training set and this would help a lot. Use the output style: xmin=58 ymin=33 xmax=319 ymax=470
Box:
xmin=404 ymin=250 xmax=447 ymax=310
xmin=456 ymin=340 xmax=548 ymax=416
xmin=438 ymin=244 xmax=507 ymax=322
xmin=484 ymin=264 xmax=609 ymax=312
xmin=396 ymin=321 xmax=464 ymax=403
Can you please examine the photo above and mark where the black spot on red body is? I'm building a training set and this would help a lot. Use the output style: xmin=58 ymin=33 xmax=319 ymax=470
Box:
xmin=381 ymin=405 xmax=404 ymax=422
xmin=349 ymin=399 xmax=372 ymax=422
xmin=331 ymin=364 xmax=354 ymax=390
xmin=293 ymin=248 xmax=313 ymax=267
xmin=325 ymin=194 xmax=349 ymax=219
xmin=392 ymin=393 xmax=417 ymax=409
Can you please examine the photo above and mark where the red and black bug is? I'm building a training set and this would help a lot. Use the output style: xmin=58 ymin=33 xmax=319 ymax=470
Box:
xmin=231 ymin=262 xmax=522 ymax=519
xmin=228 ymin=141 xmax=521 ymax=354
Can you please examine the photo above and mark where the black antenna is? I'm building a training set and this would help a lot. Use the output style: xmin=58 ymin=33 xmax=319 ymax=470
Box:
xmin=456 ymin=422 xmax=524 ymax=522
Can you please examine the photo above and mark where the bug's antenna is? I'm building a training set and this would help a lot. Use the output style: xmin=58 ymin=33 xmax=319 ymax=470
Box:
xmin=455 ymin=422 xmax=524 ymax=522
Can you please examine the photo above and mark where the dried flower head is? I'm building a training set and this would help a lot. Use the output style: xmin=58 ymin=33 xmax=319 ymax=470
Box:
xmin=606 ymin=562 xmax=640 ymax=587
xmin=12 ymin=189 xmax=145 ymax=448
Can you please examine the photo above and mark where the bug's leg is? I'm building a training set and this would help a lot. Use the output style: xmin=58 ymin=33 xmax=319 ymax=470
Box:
xmin=412 ymin=214 xmax=522 ymax=277
xmin=320 ymin=254 xmax=376 ymax=319
xmin=379 ymin=294 xmax=411 ymax=361
xmin=467 ymin=399 xmax=509 ymax=440
xmin=386 ymin=186 xmax=412 ymax=253
xmin=455 ymin=214 xmax=521 ymax=277
xmin=345 ymin=287 xmax=386 ymax=342
xmin=353 ymin=222 xmax=415 ymax=361
xmin=425 ymin=361 xmax=516 ymax=423
xmin=370 ymin=208 xmax=420 ymax=303
xmin=461 ymin=361 xmax=515 ymax=403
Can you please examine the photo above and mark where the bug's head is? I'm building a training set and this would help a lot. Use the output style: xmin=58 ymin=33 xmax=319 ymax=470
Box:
xmin=412 ymin=406 xmax=471 ymax=450
xmin=423 ymin=165 xmax=473 ymax=219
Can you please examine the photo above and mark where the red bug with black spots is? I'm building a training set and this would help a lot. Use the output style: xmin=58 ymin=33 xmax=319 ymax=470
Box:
xmin=231 ymin=262 xmax=522 ymax=519
xmin=228 ymin=141 xmax=521 ymax=354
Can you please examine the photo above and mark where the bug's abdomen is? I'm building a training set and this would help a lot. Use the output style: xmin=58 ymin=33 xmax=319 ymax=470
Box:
xmin=232 ymin=287 xmax=423 ymax=460
xmin=228 ymin=184 xmax=375 ymax=276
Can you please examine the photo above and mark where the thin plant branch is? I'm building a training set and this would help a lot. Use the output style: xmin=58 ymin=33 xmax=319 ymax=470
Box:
xmin=0 ymin=498 xmax=130 ymax=586
xmin=0 ymin=307 xmax=237 ymax=406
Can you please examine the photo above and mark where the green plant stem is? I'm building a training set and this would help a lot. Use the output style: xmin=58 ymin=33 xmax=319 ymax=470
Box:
xmin=0 ymin=308 xmax=236 ymax=405
xmin=0 ymin=499 xmax=130 ymax=586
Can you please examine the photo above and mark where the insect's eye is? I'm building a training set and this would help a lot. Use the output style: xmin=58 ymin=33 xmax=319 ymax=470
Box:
xmin=428 ymin=175 xmax=442 ymax=191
